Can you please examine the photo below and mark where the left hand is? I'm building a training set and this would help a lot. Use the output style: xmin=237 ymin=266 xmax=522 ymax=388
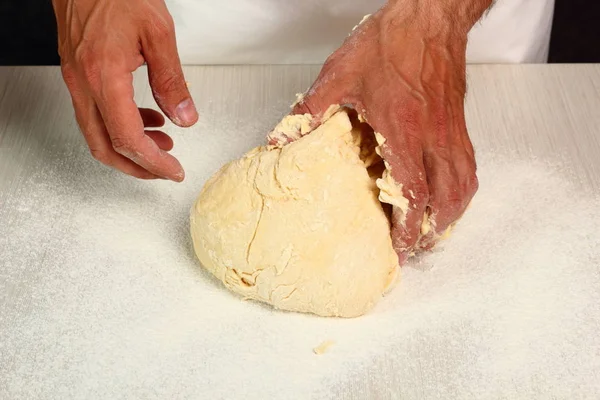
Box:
xmin=52 ymin=0 xmax=197 ymax=181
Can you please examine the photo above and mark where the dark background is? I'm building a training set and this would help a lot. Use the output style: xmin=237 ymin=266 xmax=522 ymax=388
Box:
xmin=0 ymin=0 xmax=598 ymax=65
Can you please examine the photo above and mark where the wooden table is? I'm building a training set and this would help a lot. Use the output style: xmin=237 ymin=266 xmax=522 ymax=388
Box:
xmin=1 ymin=65 xmax=599 ymax=399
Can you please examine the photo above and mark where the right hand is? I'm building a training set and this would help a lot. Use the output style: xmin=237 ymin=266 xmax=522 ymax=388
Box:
xmin=288 ymin=3 xmax=480 ymax=263
xmin=52 ymin=0 xmax=198 ymax=181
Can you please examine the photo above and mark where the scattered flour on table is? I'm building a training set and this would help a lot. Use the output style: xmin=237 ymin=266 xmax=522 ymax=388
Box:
xmin=1 ymin=139 xmax=599 ymax=399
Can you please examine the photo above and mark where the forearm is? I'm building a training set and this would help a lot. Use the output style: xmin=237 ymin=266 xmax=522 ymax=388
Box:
xmin=385 ymin=0 xmax=494 ymax=35
xmin=51 ymin=0 xmax=75 ymax=19
xmin=436 ymin=0 xmax=494 ymax=28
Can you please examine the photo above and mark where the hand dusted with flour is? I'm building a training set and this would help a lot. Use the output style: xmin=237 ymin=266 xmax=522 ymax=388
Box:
xmin=294 ymin=1 xmax=490 ymax=261
xmin=190 ymin=111 xmax=399 ymax=317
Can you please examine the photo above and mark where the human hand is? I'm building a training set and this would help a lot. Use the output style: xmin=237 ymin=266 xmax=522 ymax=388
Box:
xmin=52 ymin=0 xmax=197 ymax=181
xmin=291 ymin=0 xmax=490 ymax=263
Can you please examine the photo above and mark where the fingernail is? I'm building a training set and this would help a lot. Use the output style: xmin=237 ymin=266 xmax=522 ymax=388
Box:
xmin=175 ymin=99 xmax=198 ymax=126
xmin=171 ymin=168 xmax=185 ymax=183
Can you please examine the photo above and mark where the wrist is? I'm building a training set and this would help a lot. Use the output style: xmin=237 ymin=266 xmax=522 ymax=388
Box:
xmin=51 ymin=0 xmax=67 ymax=13
xmin=384 ymin=0 xmax=493 ymax=37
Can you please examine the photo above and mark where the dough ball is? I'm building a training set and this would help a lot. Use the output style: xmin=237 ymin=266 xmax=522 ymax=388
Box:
xmin=190 ymin=111 xmax=399 ymax=317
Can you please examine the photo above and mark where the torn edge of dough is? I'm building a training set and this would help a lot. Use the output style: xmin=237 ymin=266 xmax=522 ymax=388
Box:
xmin=352 ymin=14 xmax=372 ymax=31
xmin=313 ymin=340 xmax=335 ymax=355
xmin=376 ymin=169 xmax=410 ymax=225
xmin=266 ymin=104 xmax=342 ymax=148
xmin=373 ymin=132 xmax=386 ymax=157
xmin=267 ymin=113 xmax=313 ymax=147
xmin=372 ymin=131 xmax=411 ymax=225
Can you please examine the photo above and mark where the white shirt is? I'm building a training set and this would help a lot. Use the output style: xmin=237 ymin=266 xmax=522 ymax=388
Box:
xmin=166 ymin=0 xmax=555 ymax=65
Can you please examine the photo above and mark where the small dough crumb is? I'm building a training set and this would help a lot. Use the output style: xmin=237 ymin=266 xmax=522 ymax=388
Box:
xmin=421 ymin=214 xmax=432 ymax=235
xmin=313 ymin=340 xmax=335 ymax=355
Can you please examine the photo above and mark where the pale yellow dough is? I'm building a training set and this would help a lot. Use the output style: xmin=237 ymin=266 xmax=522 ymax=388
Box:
xmin=190 ymin=111 xmax=399 ymax=317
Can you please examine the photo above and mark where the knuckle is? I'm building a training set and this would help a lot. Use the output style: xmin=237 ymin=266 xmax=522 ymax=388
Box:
xmin=432 ymin=187 xmax=463 ymax=212
xmin=467 ymin=173 xmax=479 ymax=194
xmin=60 ymin=62 xmax=75 ymax=80
xmin=444 ymin=198 xmax=465 ymax=218
xmin=90 ymin=148 xmax=110 ymax=164
xmin=147 ymin=15 xmax=175 ymax=42
xmin=460 ymin=163 xmax=479 ymax=198
xmin=320 ymin=52 xmax=346 ymax=78
xmin=399 ymin=110 xmax=422 ymax=138
xmin=433 ymin=107 xmax=450 ymax=134
xmin=322 ymin=49 xmax=341 ymax=69
xmin=60 ymin=63 xmax=78 ymax=90
xmin=111 ymin=137 xmax=134 ymax=157
xmin=428 ymin=181 xmax=464 ymax=220
xmin=155 ymin=70 xmax=183 ymax=94
xmin=75 ymin=49 xmax=102 ymax=88
xmin=322 ymin=56 xmax=336 ymax=72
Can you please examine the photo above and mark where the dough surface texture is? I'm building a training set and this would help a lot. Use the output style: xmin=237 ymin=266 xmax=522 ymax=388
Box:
xmin=190 ymin=111 xmax=399 ymax=317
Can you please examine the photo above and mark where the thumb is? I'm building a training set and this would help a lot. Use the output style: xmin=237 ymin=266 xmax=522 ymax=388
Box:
xmin=291 ymin=74 xmax=353 ymax=124
xmin=144 ymin=37 xmax=198 ymax=127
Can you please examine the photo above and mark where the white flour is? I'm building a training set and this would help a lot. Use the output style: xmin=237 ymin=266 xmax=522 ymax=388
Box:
xmin=1 ymin=67 xmax=600 ymax=399
xmin=2 ymin=136 xmax=599 ymax=399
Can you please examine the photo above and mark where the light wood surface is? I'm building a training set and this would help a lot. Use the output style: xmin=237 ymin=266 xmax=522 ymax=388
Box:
xmin=1 ymin=65 xmax=599 ymax=191
xmin=1 ymin=65 xmax=599 ymax=399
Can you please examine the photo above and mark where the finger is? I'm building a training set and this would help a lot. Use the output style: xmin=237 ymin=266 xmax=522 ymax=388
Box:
xmin=368 ymin=103 xmax=429 ymax=264
xmin=291 ymin=65 xmax=358 ymax=123
xmin=140 ymin=108 xmax=165 ymax=128
xmin=141 ymin=20 xmax=198 ymax=127
xmin=417 ymin=152 xmax=475 ymax=252
xmin=417 ymin=101 xmax=478 ymax=251
xmin=266 ymin=71 xmax=350 ymax=146
xmin=416 ymin=148 xmax=461 ymax=250
xmin=418 ymin=151 xmax=478 ymax=248
xmin=454 ymin=119 xmax=479 ymax=197
xmin=63 ymin=71 xmax=161 ymax=180
xmin=378 ymin=135 xmax=429 ymax=262
xmin=93 ymin=71 xmax=185 ymax=181
xmin=388 ymin=157 xmax=429 ymax=263
xmin=145 ymin=130 xmax=174 ymax=151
